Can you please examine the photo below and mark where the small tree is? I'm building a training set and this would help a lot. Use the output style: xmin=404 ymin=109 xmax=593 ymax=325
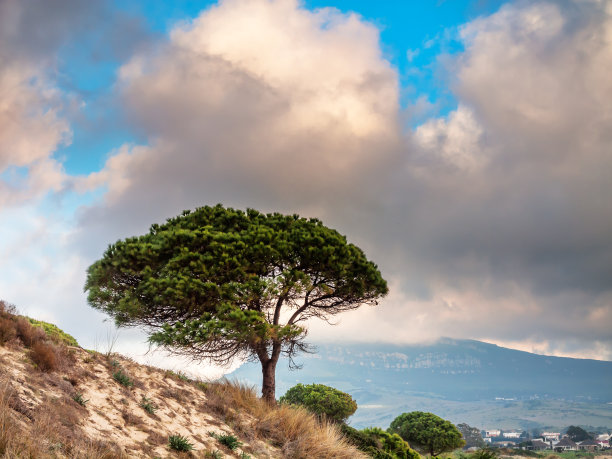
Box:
xmin=565 ymin=426 xmax=592 ymax=442
xmin=280 ymin=383 xmax=357 ymax=422
xmin=388 ymin=411 xmax=465 ymax=456
xmin=457 ymin=423 xmax=485 ymax=449
xmin=85 ymin=205 xmax=388 ymax=402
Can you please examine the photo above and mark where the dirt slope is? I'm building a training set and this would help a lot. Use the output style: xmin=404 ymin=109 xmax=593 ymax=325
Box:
xmin=0 ymin=342 xmax=278 ymax=458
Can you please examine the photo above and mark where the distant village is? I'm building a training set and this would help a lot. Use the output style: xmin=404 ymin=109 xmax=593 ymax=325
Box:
xmin=478 ymin=429 xmax=611 ymax=452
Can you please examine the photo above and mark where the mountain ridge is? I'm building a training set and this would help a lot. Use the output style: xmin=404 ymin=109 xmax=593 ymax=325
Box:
xmin=229 ymin=338 xmax=612 ymax=430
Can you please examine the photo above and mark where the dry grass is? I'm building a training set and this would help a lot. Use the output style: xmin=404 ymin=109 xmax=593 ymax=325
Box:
xmin=30 ymin=341 xmax=59 ymax=372
xmin=0 ymin=318 xmax=16 ymax=345
xmin=15 ymin=317 xmax=46 ymax=347
xmin=0 ymin=381 xmax=126 ymax=458
xmin=0 ymin=302 xmax=364 ymax=458
xmin=203 ymin=379 xmax=367 ymax=459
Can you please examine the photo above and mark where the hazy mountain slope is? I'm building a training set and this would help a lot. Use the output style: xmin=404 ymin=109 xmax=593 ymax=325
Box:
xmin=229 ymin=339 xmax=612 ymax=430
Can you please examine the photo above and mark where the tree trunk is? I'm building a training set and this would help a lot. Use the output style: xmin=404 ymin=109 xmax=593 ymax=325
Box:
xmin=261 ymin=358 xmax=278 ymax=403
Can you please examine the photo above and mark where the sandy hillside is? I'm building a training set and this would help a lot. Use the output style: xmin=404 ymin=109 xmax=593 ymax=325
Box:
xmin=0 ymin=341 xmax=280 ymax=458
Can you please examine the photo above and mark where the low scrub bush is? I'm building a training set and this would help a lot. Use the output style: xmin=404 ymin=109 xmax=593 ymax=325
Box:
xmin=168 ymin=434 xmax=194 ymax=452
xmin=279 ymin=383 xmax=358 ymax=423
xmin=15 ymin=317 xmax=46 ymax=347
xmin=341 ymin=424 xmax=420 ymax=459
xmin=29 ymin=341 xmax=58 ymax=372
xmin=0 ymin=317 xmax=16 ymax=345
xmin=112 ymin=370 xmax=134 ymax=388
xmin=25 ymin=317 xmax=79 ymax=346
xmin=0 ymin=300 xmax=17 ymax=317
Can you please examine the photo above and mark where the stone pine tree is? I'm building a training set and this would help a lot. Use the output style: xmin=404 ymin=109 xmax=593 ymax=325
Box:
xmin=85 ymin=205 xmax=388 ymax=402
xmin=388 ymin=411 xmax=465 ymax=456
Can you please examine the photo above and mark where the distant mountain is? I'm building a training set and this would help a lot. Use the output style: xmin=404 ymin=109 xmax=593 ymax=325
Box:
xmin=229 ymin=339 xmax=612 ymax=430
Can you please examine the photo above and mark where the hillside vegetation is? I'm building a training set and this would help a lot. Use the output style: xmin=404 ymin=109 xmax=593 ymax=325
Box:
xmin=0 ymin=301 xmax=365 ymax=458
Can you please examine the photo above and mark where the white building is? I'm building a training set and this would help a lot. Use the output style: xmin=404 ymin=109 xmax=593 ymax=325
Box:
xmin=543 ymin=432 xmax=560 ymax=442
xmin=503 ymin=432 xmax=521 ymax=439
xmin=486 ymin=430 xmax=501 ymax=437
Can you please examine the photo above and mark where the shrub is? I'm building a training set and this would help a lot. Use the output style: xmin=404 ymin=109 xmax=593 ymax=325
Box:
xmin=24 ymin=317 xmax=79 ymax=346
xmin=112 ymin=370 xmax=134 ymax=388
xmin=0 ymin=318 xmax=16 ymax=345
xmin=341 ymin=424 xmax=420 ymax=459
xmin=279 ymin=383 xmax=358 ymax=423
xmin=15 ymin=317 xmax=46 ymax=347
xmin=29 ymin=341 xmax=58 ymax=371
xmin=388 ymin=411 xmax=464 ymax=457
xmin=168 ymin=434 xmax=194 ymax=452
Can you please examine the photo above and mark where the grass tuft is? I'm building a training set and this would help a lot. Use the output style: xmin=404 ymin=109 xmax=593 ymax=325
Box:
xmin=209 ymin=432 xmax=242 ymax=450
xmin=139 ymin=396 xmax=157 ymax=414
xmin=112 ymin=370 xmax=134 ymax=388
xmin=73 ymin=392 xmax=89 ymax=406
xmin=168 ymin=434 xmax=194 ymax=452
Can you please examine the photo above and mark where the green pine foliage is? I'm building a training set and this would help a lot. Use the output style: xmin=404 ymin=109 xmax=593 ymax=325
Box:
xmin=85 ymin=204 xmax=388 ymax=401
xmin=280 ymin=383 xmax=358 ymax=423
xmin=341 ymin=424 xmax=420 ymax=459
xmin=388 ymin=411 xmax=465 ymax=457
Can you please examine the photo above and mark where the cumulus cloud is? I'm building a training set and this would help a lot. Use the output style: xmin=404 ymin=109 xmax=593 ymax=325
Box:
xmin=74 ymin=0 xmax=400 ymax=254
xmin=69 ymin=0 xmax=612 ymax=362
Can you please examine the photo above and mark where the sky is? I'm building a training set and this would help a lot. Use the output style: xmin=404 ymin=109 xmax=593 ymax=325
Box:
xmin=1 ymin=0 xmax=611 ymax=374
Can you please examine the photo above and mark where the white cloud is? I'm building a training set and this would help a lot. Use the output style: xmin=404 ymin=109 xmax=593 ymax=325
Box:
xmin=0 ymin=63 xmax=70 ymax=207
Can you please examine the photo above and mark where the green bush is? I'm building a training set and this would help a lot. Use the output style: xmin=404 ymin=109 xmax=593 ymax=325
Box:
xmin=388 ymin=411 xmax=464 ymax=457
xmin=25 ymin=317 xmax=78 ymax=346
xmin=279 ymin=383 xmax=357 ymax=423
xmin=112 ymin=369 xmax=134 ymax=387
xmin=341 ymin=424 xmax=420 ymax=459
xmin=216 ymin=434 xmax=242 ymax=451
xmin=209 ymin=432 xmax=242 ymax=451
xmin=169 ymin=434 xmax=194 ymax=452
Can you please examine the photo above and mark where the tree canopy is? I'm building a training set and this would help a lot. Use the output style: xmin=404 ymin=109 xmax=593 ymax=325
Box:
xmin=85 ymin=205 xmax=388 ymax=401
xmin=388 ymin=411 xmax=465 ymax=456
xmin=565 ymin=426 xmax=592 ymax=442
xmin=456 ymin=423 xmax=485 ymax=449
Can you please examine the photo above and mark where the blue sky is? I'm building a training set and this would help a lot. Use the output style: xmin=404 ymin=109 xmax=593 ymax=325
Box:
xmin=1 ymin=0 xmax=611 ymax=370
